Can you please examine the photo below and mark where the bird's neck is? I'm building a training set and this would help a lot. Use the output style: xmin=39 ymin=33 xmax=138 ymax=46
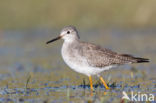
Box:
xmin=62 ymin=39 xmax=80 ymax=52
xmin=64 ymin=38 xmax=79 ymax=44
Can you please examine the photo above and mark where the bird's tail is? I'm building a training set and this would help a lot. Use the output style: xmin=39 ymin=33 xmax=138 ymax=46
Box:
xmin=134 ymin=57 xmax=150 ymax=63
xmin=119 ymin=54 xmax=150 ymax=63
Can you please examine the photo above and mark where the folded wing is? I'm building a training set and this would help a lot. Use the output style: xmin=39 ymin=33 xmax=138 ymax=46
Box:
xmin=79 ymin=42 xmax=149 ymax=68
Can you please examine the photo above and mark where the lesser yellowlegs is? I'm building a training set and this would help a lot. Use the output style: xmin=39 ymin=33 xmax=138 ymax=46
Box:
xmin=46 ymin=26 xmax=149 ymax=90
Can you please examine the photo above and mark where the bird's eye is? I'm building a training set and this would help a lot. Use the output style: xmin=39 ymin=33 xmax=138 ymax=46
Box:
xmin=67 ymin=31 xmax=70 ymax=34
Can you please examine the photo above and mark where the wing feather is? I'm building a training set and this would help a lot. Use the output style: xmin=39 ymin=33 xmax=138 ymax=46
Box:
xmin=78 ymin=42 xmax=140 ymax=67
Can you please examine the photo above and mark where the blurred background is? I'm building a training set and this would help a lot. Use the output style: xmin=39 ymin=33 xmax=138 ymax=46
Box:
xmin=0 ymin=0 xmax=156 ymax=29
xmin=0 ymin=0 xmax=155 ymax=102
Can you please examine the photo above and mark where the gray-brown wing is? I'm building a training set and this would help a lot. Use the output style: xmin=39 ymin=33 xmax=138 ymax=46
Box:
xmin=78 ymin=42 xmax=147 ymax=68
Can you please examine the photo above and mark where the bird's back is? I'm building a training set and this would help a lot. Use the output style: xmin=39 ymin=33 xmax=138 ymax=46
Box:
xmin=62 ymin=40 xmax=149 ymax=68
xmin=70 ymin=41 xmax=149 ymax=67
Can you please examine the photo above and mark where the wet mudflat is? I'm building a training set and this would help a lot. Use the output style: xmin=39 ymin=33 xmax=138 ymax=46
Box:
xmin=0 ymin=28 xmax=155 ymax=103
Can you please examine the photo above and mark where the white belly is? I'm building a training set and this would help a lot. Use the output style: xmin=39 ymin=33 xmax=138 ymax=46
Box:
xmin=65 ymin=61 xmax=114 ymax=76
xmin=62 ymin=52 xmax=114 ymax=76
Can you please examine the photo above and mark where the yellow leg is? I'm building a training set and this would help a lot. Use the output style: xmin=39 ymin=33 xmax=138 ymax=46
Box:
xmin=99 ymin=76 xmax=110 ymax=90
xmin=89 ymin=76 xmax=94 ymax=91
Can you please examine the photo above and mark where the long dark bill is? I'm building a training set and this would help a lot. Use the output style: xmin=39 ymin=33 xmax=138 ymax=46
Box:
xmin=46 ymin=36 xmax=61 ymax=44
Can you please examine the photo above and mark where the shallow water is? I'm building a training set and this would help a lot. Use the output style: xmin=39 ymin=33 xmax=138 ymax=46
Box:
xmin=0 ymin=28 xmax=155 ymax=102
